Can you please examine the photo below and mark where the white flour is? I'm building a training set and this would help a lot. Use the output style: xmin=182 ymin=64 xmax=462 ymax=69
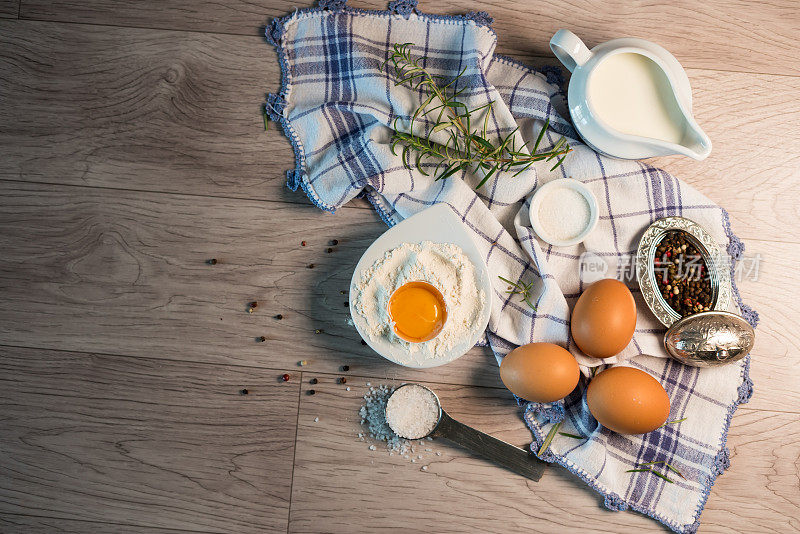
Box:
xmin=352 ymin=241 xmax=484 ymax=361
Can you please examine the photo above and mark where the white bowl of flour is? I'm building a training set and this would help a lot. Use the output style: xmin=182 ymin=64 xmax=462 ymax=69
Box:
xmin=349 ymin=204 xmax=492 ymax=368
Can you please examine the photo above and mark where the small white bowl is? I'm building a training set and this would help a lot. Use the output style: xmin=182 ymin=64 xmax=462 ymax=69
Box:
xmin=528 ymin=178 xmax=599 ymax=247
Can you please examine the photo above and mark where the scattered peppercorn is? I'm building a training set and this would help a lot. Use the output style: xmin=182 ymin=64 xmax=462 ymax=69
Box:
xmin=240 ymin=388 xmax=249 ymax=395
xmin=308 ymin=389 xmax=316 ymax=395
xmin=326 ymin=248 xmax=333 ymax=253
xmin=298 ymin=360 xmax=308 ymax=367
xmin=301 ymin=241 xmax=307 ymax=246
xmin=275 ymin=314 xmax=283 ymax=320
xmin=340 ymin=290 xmax=347 ymax=295
xmin=281 ymin=374 xmax=290 ymax=382
xmin=307 ymin=264 xmax=315 ymax=269
xmin=249 ymin=301 xmax=258 ymax=309
xmin=330 ymin=239 xmax=339 ymax=246
xmin=207 ymin=258 xmax=218 ymax=265
xmin=310 ymin=378 xmax=318 ymax=385
xmin=257 ymin=336 xmax=266 ymax=342
xmin=344 ymin=301 xmax=349 ymax=307
xmin=341 ymin=365 xmax=350 ymax=372
xmin=339 ymin=377 xmax=347 ymax=384
xmin=315 ymin=329 xmax=322 ymax=334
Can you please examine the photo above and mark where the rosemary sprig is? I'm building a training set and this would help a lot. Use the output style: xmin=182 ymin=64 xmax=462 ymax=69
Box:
xmin=639 ymin=461 xmax=686 ymax=479
xmin=626 ymin=460 xmax=686 ymax=483
xmin=381 ymin=43 xmax=571 ymax=188
xmin=537 ymin=421 xmax=562 ymax=457
xmin=498 ymin=275 xmax=537 ymax=310
xmin=626 ymin=468 xmax=674 ymax=483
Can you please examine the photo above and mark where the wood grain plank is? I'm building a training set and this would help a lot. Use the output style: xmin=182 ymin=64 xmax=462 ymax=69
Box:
xmin=18 ymin=0 xmax=800 ymax=76
xmin=0 ymin=346 xmax=299 ymax=532
xmin=0 ymin=0 xmax=17 ymax=18
xmin=1 ymin=21 xmax=798 ymax=243
xmin=0 ymin=19 xmax=298 ymax=204
xmin=0 ymin=181 xmax=796 ymax=411
xmin=287 ymin=375 xmax=800 ymax=533
xmin=0 ymin=514 xmax=205 ymax=533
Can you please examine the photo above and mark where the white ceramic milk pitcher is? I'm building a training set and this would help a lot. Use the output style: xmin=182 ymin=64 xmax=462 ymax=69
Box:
xmin=549 ymin=29 xmax=711 ymax=161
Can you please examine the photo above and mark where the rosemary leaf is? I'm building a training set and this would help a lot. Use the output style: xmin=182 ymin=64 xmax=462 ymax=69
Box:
xmin=650 ymin=471 xmax=674 ymax=483
xmin=497 ymin=275 xmax=517 ymax=286
xmin=559 ymin=432 xmax=584 ymax=439
xmin=537 ymin=421 xmax=562 ymax=457
xmin=665 ymin=464 xmax=686 ymax=479
xmin=433 ymin=121 xmax=455 ymax=133
xmin=437 ymin=163 xmax=462 ymax=181
xmin=532 ymin=118 xmax=550 ymax=152
xmin=549 ymin=154 xmax=567 ymax=172
xmin=471 ymin=135 xmax=495 ymax=152
xmin=658 ymin=417 xmax=687 ymax=429
xmin=475 ymin=165 xmax=497 ymax=189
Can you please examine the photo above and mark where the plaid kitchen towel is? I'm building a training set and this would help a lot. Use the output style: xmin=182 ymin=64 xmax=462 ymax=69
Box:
xmin=264 ymin=1 xmax=758 ymax=532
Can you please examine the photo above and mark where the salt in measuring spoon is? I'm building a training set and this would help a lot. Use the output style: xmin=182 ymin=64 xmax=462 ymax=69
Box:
xmin=385 ymin=384 xmax=545 ymax=481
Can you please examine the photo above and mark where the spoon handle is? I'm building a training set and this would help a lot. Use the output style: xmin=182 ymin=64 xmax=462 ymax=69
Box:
xmin=432 ymin=410 xmax=545 ymax=481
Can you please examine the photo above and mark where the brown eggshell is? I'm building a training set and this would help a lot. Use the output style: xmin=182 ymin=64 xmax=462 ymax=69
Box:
xmin=499 ymin=343 xmax=580 ymax=403
xmin=586 ymin=366 xmax=670 ymax=434
xmin=571 ymin=278 xmax=637 ymax=358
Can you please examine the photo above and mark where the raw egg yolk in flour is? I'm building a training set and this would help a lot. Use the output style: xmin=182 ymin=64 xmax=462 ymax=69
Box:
xmin=389 ymin=281 xmax=447 ymax=343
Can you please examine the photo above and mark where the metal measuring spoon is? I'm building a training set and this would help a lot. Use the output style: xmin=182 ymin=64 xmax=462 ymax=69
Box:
xmin=385 ymin=384 xmax=545 ymax=481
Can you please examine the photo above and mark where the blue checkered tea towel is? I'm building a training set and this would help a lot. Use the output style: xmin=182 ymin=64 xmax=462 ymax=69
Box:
xmin=264 ymin=2 xmax=758 ymax=532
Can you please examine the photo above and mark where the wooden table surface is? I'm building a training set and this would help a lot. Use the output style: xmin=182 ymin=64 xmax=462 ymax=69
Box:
xmin=1 ymin=1 xmax=798 ymax=532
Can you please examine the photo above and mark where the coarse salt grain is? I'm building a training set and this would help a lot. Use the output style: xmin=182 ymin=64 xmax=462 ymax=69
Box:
xmin=358 ymin=384 xmax=411 ymax=454
xmin=384 ymin=384 xmax=440 ymax=439
xmin=314 ymin=417 xmax=319 ymax=423
xmin=537 ymin=186 xmax=591 ymax=242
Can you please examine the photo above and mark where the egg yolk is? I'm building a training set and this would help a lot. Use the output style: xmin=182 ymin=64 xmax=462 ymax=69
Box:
xmin=388 ymin=281 xmax=447 ymax=343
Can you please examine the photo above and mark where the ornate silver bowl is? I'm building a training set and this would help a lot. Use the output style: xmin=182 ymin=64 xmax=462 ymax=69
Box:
xmin=663 ymin=310 xmax=755 ymax=367
xmin=636 ymin=216 xmax=732 ymax=328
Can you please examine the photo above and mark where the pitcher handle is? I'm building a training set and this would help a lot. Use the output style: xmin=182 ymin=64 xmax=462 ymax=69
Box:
xmin=550 ymin=29 xmax=592 ymax=72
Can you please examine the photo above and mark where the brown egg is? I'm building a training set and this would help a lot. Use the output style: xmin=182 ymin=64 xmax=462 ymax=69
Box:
xmin=499 ymin=343 xmax=580 ymax=403
xmin=586 ymin=366 xmax=670 ymax=434
xmin=571 ymin=278 xmax=636 ymax=358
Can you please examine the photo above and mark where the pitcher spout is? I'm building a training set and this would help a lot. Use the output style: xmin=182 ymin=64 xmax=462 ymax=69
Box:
xmin=677 ymin=120 xmax=712 ymax=161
